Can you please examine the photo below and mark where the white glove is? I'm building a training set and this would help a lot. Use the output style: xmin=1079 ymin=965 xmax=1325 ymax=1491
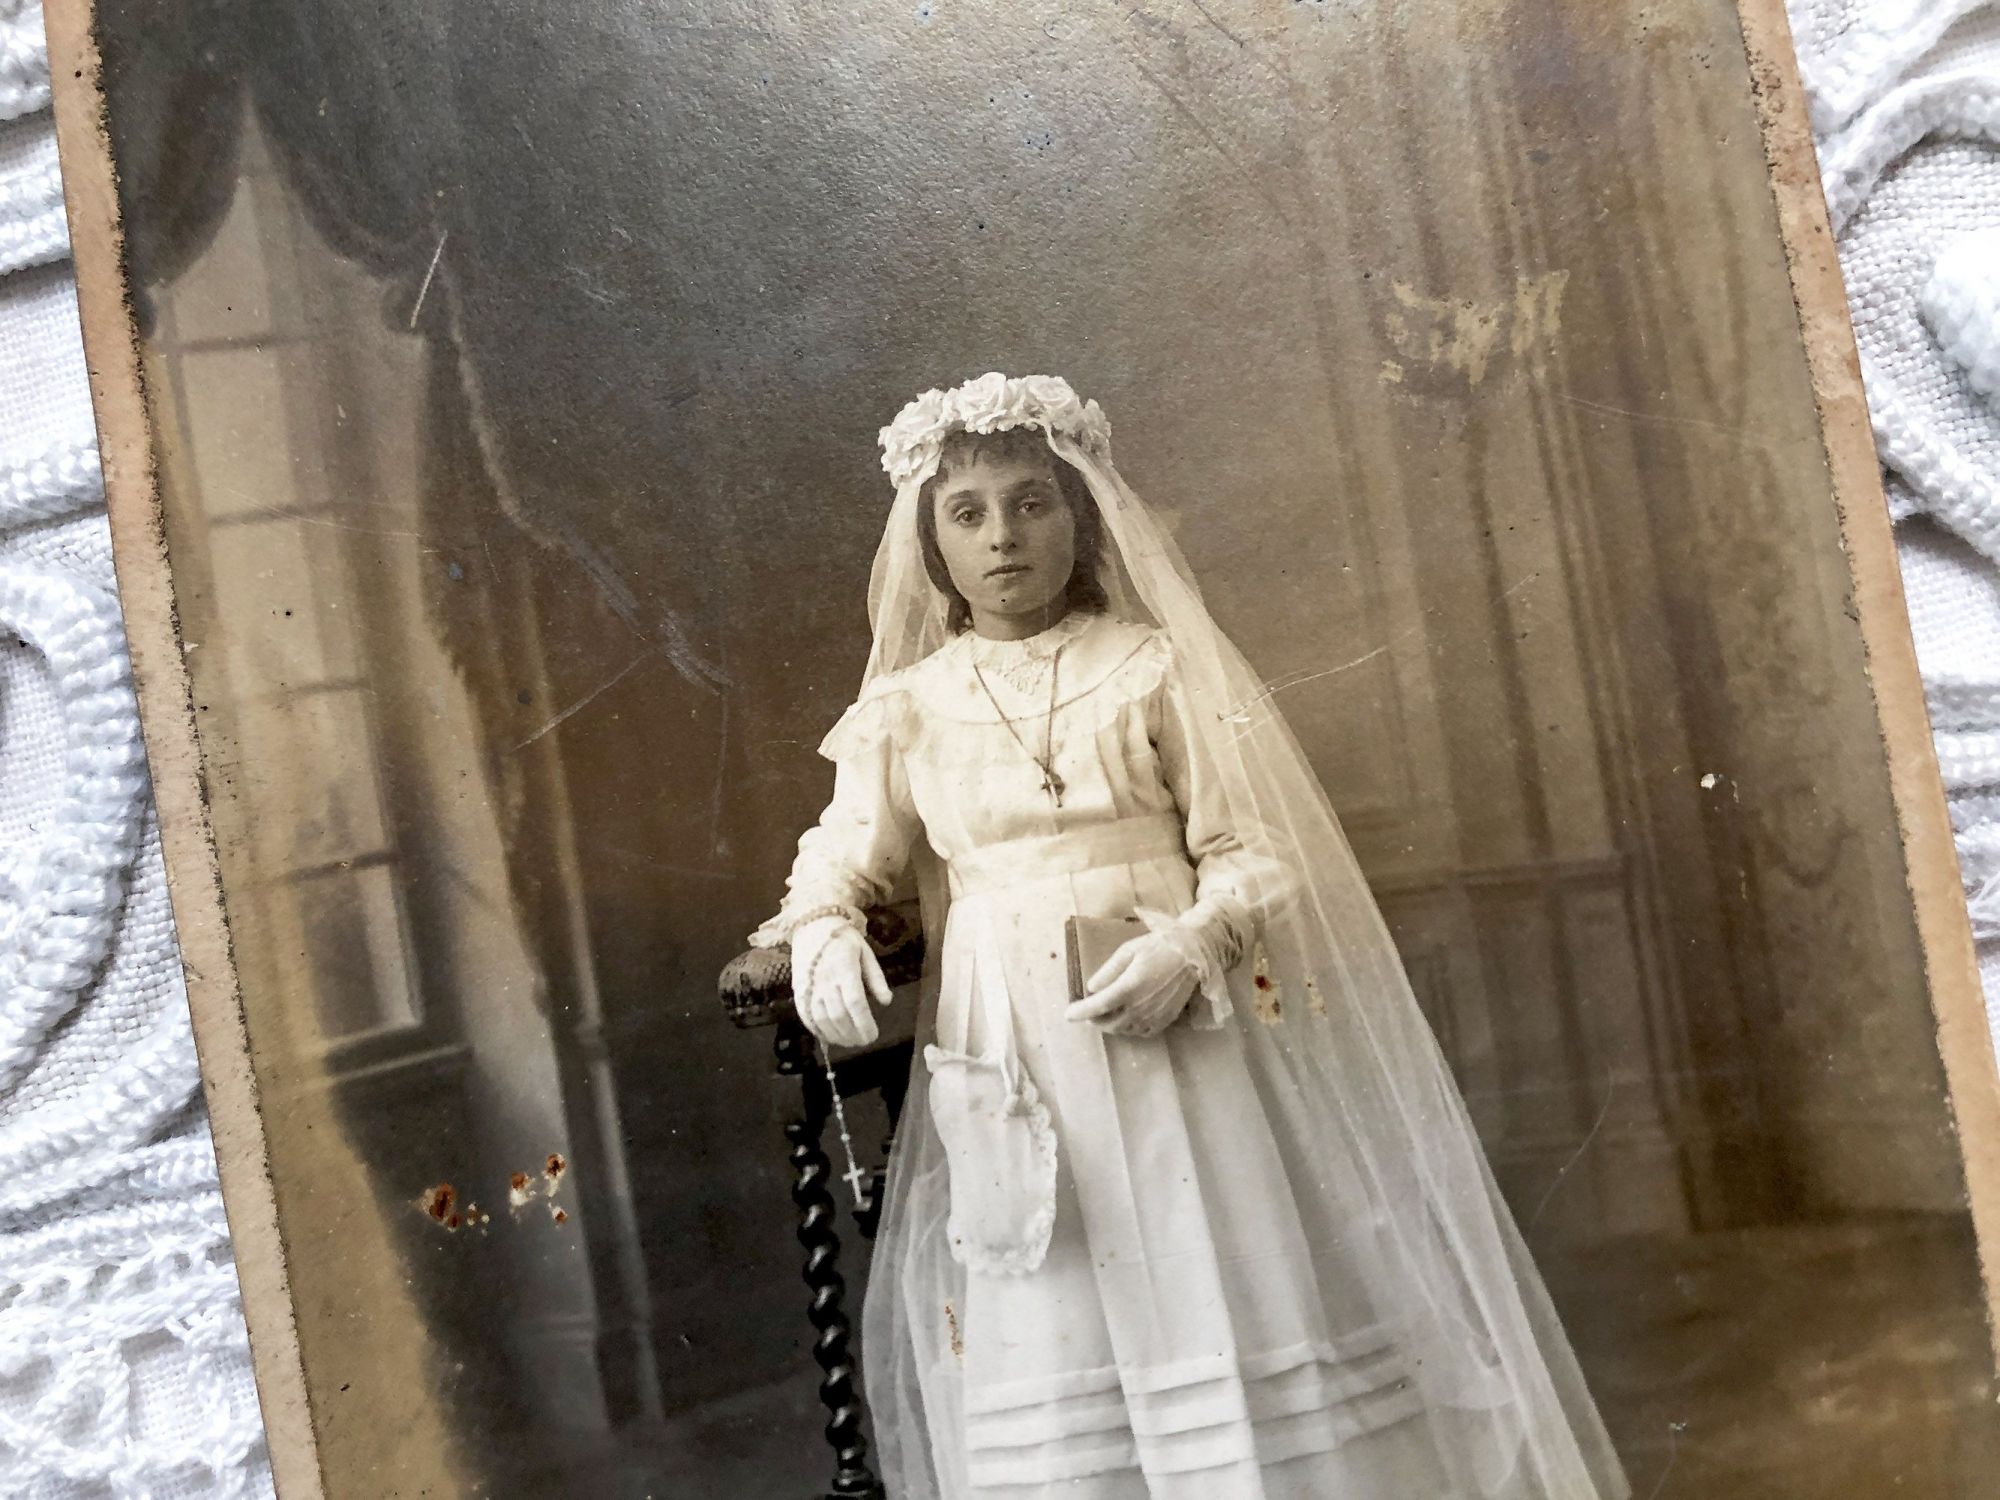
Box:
xmin=792 ymin=915 xmax=892 ymax=1048
xmin=1066 ymin=930 xmax=1200 ymax=1038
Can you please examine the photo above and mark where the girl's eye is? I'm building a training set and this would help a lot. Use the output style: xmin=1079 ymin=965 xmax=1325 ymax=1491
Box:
xmin=950 ymin=508 xmax=981 ymax=527
xmin=1017 ymin=497 xmax=1046 ymax=516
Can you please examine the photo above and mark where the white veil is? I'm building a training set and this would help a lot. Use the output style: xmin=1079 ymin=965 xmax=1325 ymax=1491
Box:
xmin=855 ymin=374 xmax=1629 ymax=1500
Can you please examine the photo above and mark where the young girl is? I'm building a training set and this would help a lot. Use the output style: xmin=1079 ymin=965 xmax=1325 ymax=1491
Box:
xmin=751 ymin=374 xmax=1628 ymax=1500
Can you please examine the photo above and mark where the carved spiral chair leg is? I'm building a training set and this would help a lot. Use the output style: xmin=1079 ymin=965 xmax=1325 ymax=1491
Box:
xmin=778 ymin=1021 xmax=885 ymax=1500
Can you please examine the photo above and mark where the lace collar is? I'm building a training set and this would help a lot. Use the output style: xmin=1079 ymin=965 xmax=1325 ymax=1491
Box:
xmin=959 ymin=611 xmax=1096 ymax=697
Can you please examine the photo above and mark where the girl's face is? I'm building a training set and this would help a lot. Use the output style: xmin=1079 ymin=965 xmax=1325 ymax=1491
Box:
xmin=931 ymin=450 xmax=1078 ymax=637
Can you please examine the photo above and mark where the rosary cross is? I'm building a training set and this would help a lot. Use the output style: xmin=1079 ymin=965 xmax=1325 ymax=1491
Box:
xmin=841 ymin=1159 xmax=870 ymax=1203
xmin=823 ymin=1053 xmax=870 ymax=1208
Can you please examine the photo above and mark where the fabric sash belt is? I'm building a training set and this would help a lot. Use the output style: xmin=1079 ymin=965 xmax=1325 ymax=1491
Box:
xmin=947 ymin=813 xmax=1187 ymax=897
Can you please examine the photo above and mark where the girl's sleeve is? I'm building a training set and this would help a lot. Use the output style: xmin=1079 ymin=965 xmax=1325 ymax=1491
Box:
xmin=748 ymin=690 xmax=922 ymax=947
xmin=1150 ymin=639 xmax=1301 ymax=1020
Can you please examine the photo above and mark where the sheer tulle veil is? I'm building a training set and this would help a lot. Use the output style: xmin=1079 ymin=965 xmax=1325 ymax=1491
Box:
xmin=853 ymin=374 xmax=1629 ymax=1499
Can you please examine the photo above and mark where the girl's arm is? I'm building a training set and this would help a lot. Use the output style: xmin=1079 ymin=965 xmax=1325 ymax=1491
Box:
xmin=750 ymin=692 xmax=923 ymax=1047
xmin=1149 ymin=642 xmax=1301 ymax=1021
xmin=749 ymin=690 xmax=921 ymax=949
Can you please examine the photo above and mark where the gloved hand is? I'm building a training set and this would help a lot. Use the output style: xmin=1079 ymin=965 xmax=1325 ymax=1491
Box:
xmin=1066 ymin=930 xmax=1201 ymax=1038
xmin=792 ymin=915 xmax=892 ymax=1048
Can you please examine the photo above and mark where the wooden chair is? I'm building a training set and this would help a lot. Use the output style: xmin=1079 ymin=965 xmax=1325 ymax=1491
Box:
xmin=718 ymin=902 xmax=924 ymax=1500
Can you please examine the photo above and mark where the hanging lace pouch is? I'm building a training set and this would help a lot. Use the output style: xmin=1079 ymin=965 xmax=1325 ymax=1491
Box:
xmin=923 ymin=914 xmax=1057 ymax=1275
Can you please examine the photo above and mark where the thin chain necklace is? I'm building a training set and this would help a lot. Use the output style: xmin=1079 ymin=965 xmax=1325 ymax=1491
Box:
xmin=972 ymin=643 xmax=1066 ymax=806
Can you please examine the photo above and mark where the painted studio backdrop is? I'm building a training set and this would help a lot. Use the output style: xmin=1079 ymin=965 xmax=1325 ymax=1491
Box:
xmin=94 ymin=0 xmax=1999 ymax=1495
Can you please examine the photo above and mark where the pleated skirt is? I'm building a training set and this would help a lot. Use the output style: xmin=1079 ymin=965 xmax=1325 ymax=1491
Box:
xmin=925 ymin=852 xmax=1458 ymax=1498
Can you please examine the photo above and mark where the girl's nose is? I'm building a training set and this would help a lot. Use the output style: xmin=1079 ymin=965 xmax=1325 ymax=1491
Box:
xmin=987 ymin=513 xmax=1019 ymax=551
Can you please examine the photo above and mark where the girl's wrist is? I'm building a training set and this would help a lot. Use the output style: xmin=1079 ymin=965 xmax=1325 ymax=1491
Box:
xmin=748 ymin=899 xmax=865 ymax=951
xmin=1178 ymin=895 xmax=1252 ymax=972
xmin=1164 ymin=895 xmax=1253 ymax=1027
xmin=783 ymin=902 xmax=867 ymax=940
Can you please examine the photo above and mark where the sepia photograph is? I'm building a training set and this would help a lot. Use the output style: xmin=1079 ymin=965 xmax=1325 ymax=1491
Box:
xmin=41 ymin=0 xmax=2000 ymax=1495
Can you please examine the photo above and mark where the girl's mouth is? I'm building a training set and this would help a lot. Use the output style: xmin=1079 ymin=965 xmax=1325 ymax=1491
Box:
xmin=987 ymin=563 xmax=1032 ymax=578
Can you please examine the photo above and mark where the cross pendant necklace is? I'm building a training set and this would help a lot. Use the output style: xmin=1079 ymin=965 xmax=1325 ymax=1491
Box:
xmin=973 ymin=643 xmax=1066 ymax=807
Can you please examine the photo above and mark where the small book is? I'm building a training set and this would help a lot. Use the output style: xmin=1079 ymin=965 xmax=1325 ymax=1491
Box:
xmin=1065 ymin=914 xmax=1149 ymax=1002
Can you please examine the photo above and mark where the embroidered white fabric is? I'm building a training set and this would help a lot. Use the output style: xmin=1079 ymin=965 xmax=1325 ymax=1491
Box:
xmin=0 ymin=3 xmax=273 ymax=1495
xmin=0 ymin=0 xmax=1991 ymax=1494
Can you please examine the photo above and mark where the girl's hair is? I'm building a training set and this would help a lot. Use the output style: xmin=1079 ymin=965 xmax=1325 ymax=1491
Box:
xmin=916 ymin=427 xmax=1108 ymax=634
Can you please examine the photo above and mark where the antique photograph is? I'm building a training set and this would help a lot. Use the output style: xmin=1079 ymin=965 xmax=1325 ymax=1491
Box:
xmin=43 ymin=0 xmax=2000 ymax=1495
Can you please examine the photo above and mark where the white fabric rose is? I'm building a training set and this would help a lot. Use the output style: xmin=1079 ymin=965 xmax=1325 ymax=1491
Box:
xmin=1075 ymin=398 xmax=1113 ymax=458
xmin=878 ymin=386 xmax=949 ymax=485
xmin=1020 ymin=374 xmax=1083 ymax=428
xmin=949 ymin=370 xmax=1014 ymax=432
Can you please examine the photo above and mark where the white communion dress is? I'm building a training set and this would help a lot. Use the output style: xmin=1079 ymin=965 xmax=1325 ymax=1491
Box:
xmin=756 ymin=609 xmax=1474 ymax=1499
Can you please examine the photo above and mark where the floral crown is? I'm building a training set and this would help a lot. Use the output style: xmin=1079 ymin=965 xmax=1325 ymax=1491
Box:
xmin=879 ymin=372 xmax=1113 ymax=489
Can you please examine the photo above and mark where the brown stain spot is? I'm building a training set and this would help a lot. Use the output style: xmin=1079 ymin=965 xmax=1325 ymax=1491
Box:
xmin=551 ymin=1206 xmax=569 ymax=1226
xmin=417 ymin=1184 xmax=459 ymax=1230
xmin=1251 ymin=947 xmax=1283 ymax=1024
xmin=510 ymin=1172 xmax=531 ymax=1193
xmin=545 ymin=1153 xmax=567 ymax=1183
xmin=944 ymin=1300 xmax=963 ymax=1361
